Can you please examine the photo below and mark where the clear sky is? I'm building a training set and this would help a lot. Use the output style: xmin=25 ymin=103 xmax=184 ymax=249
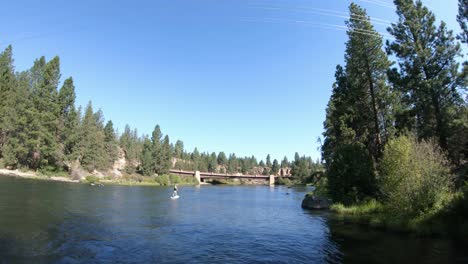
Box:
xmin=0 ymin=0 xmax=462 ymax=162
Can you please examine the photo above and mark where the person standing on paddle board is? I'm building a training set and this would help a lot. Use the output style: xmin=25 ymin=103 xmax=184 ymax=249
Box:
xmin=172 ymin=184 xmax=178 ymax=197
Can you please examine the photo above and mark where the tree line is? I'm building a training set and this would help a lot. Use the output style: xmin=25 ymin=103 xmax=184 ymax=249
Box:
xmin=0 ymin=54 xmax=320 ymax=178
xmin=322 ymin=0 xmax=467 ymax=211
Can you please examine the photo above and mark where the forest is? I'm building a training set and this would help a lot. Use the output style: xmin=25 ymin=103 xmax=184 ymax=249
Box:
xmin=320 ymin=0 xmax=467 ymax=238
xmin=0 ymin=48 xmax=320 ymax=182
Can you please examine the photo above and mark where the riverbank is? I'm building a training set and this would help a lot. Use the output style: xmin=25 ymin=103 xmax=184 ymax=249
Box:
xmin=329 ymin=195 xmax=468 ymax=242
xmin=0 ymin=169 xmax=198 ymax=186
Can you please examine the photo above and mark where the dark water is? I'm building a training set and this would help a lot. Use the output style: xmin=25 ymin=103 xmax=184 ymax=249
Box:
xmin=0 ymin=176 xmax=466 ymax=264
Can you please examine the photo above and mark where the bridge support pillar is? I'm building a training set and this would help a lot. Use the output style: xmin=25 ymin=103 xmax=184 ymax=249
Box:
xmin=194 ymin=171 xmax=201 ymax=184
xmin=269 ymin=175 xmax=275 ymax=185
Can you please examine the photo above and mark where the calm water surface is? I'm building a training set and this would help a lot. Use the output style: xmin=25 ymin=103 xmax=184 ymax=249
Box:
xmin=0 ymin=176 xmax=466 ymax=264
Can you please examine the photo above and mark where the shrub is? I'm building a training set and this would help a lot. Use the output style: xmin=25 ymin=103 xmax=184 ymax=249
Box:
xmin=379 ymin=135 xmax=453 ymax=217
xmin=85 ymin=175 xmax=100 ymax=184
xmin=154 ymin=175 xmax=170 ymax=186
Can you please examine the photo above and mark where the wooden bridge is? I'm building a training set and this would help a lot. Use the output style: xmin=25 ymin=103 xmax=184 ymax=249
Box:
xmin=168 ymin=169 xmax=291 ymax=185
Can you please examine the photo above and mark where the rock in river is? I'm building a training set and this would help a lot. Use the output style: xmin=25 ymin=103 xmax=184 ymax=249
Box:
xmin=301 ymin=194 xmax=331 ymax=210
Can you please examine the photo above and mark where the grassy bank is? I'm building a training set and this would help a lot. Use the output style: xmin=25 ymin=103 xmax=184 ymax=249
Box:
xmin=329 ymin=187 xmax=468 ymax=241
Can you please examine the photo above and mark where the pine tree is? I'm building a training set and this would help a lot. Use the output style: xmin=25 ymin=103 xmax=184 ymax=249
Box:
xmin=140 ymin=137 xmax=154 ymax=176
xmin=387 ymin=0 xmax=464 ymax=154
xmin=281 ymin=156 xmax=289 ymax=168
xmin=103 ymin=120 xmax=118 ymax=167
xmin=217 ymin=152 xmax=227 ymax=165
xmin=227 ymin=153 xmax=238 ymax=173
xmin=160 ymin=135 xmax=172 ymax=174
xmin=457 ymin=0 xmax=468 ymax=44
xmin=174 ymin=140 xmax=184 ymax=158
xmin=271 ymin=159 xmax=279 ymax=175
xmin=0 ymin=46 xmax=15 ymax=155
xmin=344 ymin=3 xmax=396 ymax=160
xmin=2 ymin=71 xmax=33 ymax=167
xmin=57 ymin=77 xmax=79 ymax=160
xmin=266 ymin=154 xmax=272 ymax=167
xmin=74 ymin=101 xmax=107 ymax=171
xmin=208 ymin=152 xmax=218 ymax=172
xmin=30 ymin=56 xmax=62 ymax=169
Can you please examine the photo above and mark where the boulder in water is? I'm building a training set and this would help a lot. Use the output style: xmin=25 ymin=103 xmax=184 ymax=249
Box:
xmin=301 ymin=194 xmax=331 ymax=210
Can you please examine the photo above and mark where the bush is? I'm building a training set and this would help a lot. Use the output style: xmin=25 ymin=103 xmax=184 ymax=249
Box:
xmin=379 ymin=135 xmax=453 ymax=218
xmin=327 ymin=143 xmax=377 ymax=205
xmin=276 ymin=177 xmax=293 ymax=186
xmin=85 ymin=175 xmax=100 ymax=184
xmin=154 ymin=175 xmax=170 ymax=186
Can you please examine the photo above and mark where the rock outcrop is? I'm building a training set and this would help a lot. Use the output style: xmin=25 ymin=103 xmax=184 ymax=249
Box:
xmin=301 ymin=194 xmax=331 ymax=210
xmin=110 ymin=148 xmax=126 ymax=177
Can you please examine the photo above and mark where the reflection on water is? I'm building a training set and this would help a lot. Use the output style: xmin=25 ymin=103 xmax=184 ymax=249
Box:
xmin=0 ymin=176 xmax=466 ymax=264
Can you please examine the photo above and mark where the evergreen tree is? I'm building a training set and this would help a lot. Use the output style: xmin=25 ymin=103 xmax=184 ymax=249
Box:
xmin=140 ymin=137 xmax=154 ymax=176
xmin=30 ymin=56 xmax=62 ymax=169
xmin=271 ymin=159 xmax=279 ymax=175
xmin=387 ymin=0 xmax=464 ymax=155
xmin=103 ymin=120 xmax=118 ymax=167
xmin=457 ymin=0 xmax=468 ymax=44
xmin=160 ymin=135 xmax=172 ymax=174
xmin=74 ymin=102 xmax=107 ymax=171
xmin=217 ymin=151 xmax=227 ymax=165
xmin=266 ymin=154 xmax=272 ymax=167
xmin=57 ymin=77 xmax=79 ymax=159
xmin=2 ymin=71 xmax=33 ymax=167
xmin=227 ymin=153 xmax=238 ymax=173
xmin=259 ymin=160 xmax=265 ymax=167
xmin=281 ymin=156 xmax=289 ymax=168
xmin=174 ymin=140 xmax=184 ymax=159
xmin=208 ymin=152 xmax=218 ymax=172
xmin=344 ymin=3 xmax=396 ymax=160
xmin=0 ymin=46 xmax=15 ymax=156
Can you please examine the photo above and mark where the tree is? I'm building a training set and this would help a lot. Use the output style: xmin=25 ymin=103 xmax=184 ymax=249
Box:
xmin=271 ymin=159 xmax=279 ymax=175
xmin=160 ymin=135 xmax=172 ymax=174
xmin=29 ymin=56 xmax=62 ymax=169
xmin=140 ymin=137 xmax=154 ymax=176
xmin=387 ymin=0 xmax=464 ymax=155
xmin=208 ymin=152 xmax=218 ymax=172
xmin=2 ymin=71 xmax=33 ymax=168
xmin=281 ymin=156 xmax=289 ymax=168
xmin=259 ymin=160 xmax=265 ymax=167
xmin=344 ymin=3 xmax=396 ymax=160
xmin=227 ymin=153 xmax=238 ymax=173
xmin=327 ymin=143 xmax=376 ymax=205
xmin=217 ymin=151 xmax=227 ymax=165
xmin=58 ymin=77 xmax=79 ymax=160
xmin=103 ymin=120 xmax=118 ymax=167
xmin=0 ymin=46 xmax=15 ymax=156
xmin=266 ymin=154 xmax=272 ymax=167
xmin=457 ymin=0 xmax=468 ymax=44
xmin=74 ymin=101 xmax=107 ymax=171
xmin=174 ymin=140 xmax=184 ymax=159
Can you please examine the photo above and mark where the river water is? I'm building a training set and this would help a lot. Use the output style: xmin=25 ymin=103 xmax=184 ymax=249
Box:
xmin=0 ymin=176 xmax=466 ymax=264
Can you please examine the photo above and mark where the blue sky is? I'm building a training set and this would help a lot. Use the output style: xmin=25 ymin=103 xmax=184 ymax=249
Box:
xmin=0 ymin=0 xmax=462 ymax=162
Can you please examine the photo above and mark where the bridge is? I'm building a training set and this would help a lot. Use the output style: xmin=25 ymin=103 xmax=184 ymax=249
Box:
xmin=168 ymin=169 xmax=291 ymax=185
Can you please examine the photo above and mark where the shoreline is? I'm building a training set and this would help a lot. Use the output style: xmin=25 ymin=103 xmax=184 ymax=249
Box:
xmin=0 ymin=169 xmax=260 ymax=187
xmin=0 ymin=169 xmax=80 ymax=183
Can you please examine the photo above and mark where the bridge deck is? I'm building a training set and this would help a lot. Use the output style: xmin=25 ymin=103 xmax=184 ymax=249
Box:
xmin=169 ymin=169 xmax=290 ymax=179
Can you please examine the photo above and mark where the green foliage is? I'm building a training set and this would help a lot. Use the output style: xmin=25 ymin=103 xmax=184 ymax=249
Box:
xmin=379 ymin=135 xmax=453 ymax=217
xmin=388 ymin=0 xmax=464 ymax=158
xmin=457 ymin=0 xmax=468 ymax=45
xmin=85 ymin=175 xmax=100 ymax=184
xmin=271 ymin=159 xmax=279 ymax=175
xmin=327 ymin=143 xmax=376 ymax=205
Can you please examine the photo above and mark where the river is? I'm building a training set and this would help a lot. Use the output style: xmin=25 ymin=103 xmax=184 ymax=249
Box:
xmin=0 ymin=176 xmax=466 ymax=263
